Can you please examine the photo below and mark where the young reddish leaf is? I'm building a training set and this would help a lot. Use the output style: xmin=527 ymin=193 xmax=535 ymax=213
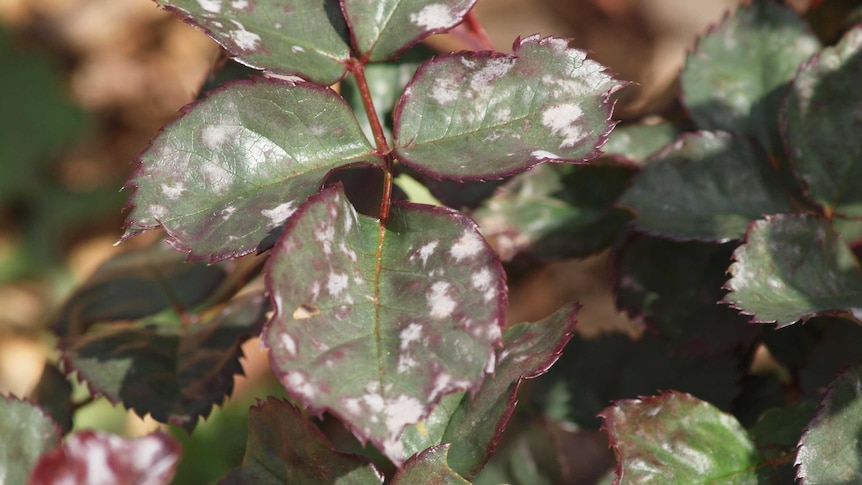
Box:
xmin=682 ymin=1 xmax=819 ymax=153
xmin=121 ymin=79 xmax=380 ymax=262
xmin=393 ymin=35 xmax=624 ymax=180
xmin=0 ymin=396 xmax=60 ymax=485
xmin=619 ymin=131 xmax=794 ymax=242
xmin=782 ymin=25 xmax=862 ymax=218
xmin=219 ymin=398 xmax=382 ymax=485
xmin=262 ymin=185 xmax=506 ymax=464
xmin=601 ymin=392 xmax=771 ymax=484
xmin=797 ymin=366 xmax=862 ymax=483
xmin=156 ymin=0 xmax=350 ymax=85
xmin=724 ymin=214 xmax=862 ymax=327
xmin=27 ymin=430 xmax=180 ymax=485
xmin=400 ymin=305 xmax=578 ymax=477
xmin=390 ymin=445 xmax=469 ymax=484
xmin=60 ymin=293 xmax=268 ymax=431
xmin=474 ymin=162 xmax=634 ymax=261
xmin=341 ymin=0 xmax=476 ymax=62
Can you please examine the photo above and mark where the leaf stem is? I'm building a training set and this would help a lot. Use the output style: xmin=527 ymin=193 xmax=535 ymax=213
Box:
xmin=464 ymin=9 xmax=494 ymax=51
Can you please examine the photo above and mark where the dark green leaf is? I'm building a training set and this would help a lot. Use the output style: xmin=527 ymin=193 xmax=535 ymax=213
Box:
xmin=601 ymin=392 xmax=772 ymax=484
xmin=30 ymin=364 xmax=74 ymax=435
xmin=342 ymin=0 xmax=475 ymax=62
xmin=797 ymin=366 xmax=862 ymax=484
xmin=749 ymin=399 xmax=817 ymax=460
xmin=394 ymin=35 xmax=624 ymax=180
xmin=682 ymin=1 xmax=819 ymax=153
xmin=724 ymin=214 xmax=862 ymax=327
xmin=157 ymin=0 xmax=350 ymax=84
xmin=121 ymin=79 xmax=380 ymax=262
xmin=782 ymin=25 xmax=862 ymax=218
xmin=0 ymin=396 xmax=59 ymax=485
xmin=601 ymin=120 xmax=679 ymax=164
xmin=390 ymin=445 xmax=469 ymax=484
xmin=219 ymin=398 xmax=382 ymax=485
xmin=619 ymin=131 xmax=794 ymax=242
xmin=262 ymin=185 xmax=505 ymax=464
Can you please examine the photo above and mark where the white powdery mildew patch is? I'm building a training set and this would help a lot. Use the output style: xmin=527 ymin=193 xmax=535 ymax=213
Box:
xmin=197 ymin=0 xmax=221 ymax=13
xmin=291 ymin=45 xmax=304 ymax=53
xmin=431 ymin=76 xmax=460 ymax=105
xmin=201 ymin=124 xmax=241 ymax=151
xmin=228 ymin=19 xmax=262 ymax=51
xmin=310 ymin=281 xmax=321 ymax=300
xmin=542 ymin=103 xmax=585 ymax=149
xmin=220 ymin=205 xmax=236 ymax=221
xmin=385 ymin=394 xmax=424 ymax=436
xmin=327 ymin=271 xmax=349 ymax=297
xmin=281 ymin=333 xmax=297 ymax=356
xmin=149 ymin=204 xmax=168 ymax=220
xmin=427 ymin=281 xmax=456 ymax=319
xmin=418 ymin=241 xmax=439 ymax=266
xmin=339 ymin=242 xmax=358 ymax=262
xmin=315 ymin=224 xmax=335 ymax=255
xmin=470 ymin=57 xmax=516 ymax=92
xmin=450 ymin=230 xmax=483 ymax=261
xmin=532 ymin=150 xmax=562 ymax=160
xmin=161 ymin=182 xmax=185 ymax=200
xmin=286 ymin=371 xmax=316 ymax=399
xmin=429 ymin=373 xmax=472 ymax=398
xmin=133 ymin=435 xmax=176 ymax=478
xmin=409 ymin=4 xmax=455 ymax=30
xmin=230 ymin=0 xmax=247 ymax=8
xmin=201 ymin=163 xmax=233 ymax=194
xmin=261 ymin=201 xmax=296 ymax=228
xmin=471 ymin=267 xmax=496 ymax=302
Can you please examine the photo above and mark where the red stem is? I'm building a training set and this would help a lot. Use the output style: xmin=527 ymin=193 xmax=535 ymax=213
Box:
xmin=464 ymin=9 xmax=494 ymax=51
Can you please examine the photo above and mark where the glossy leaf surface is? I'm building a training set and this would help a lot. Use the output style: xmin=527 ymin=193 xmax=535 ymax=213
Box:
xmin=122 ymin=79 xmax=379 ymax=262
xmin=263 ymin=185 xmax=505 ymax=463
xmin=390 ymin=445 xmax=469 ymax=484
xmin=724 ymin=215 xmax=862 ymax=327
xmin=400 ymin=305 xmax=578 ymax=477
xmin=0 ymin=396 xmax=59 ymax=485
xmin=157 ymin=0 xmax=350 ymax=84
xmin=619 ymin=131 xmax=794 ymax=242
xmin=601 ymin=392 xmax=770 ymax=484
xmin=682 ymin=1 xmax=819 ymax=152
xmin=219 ymin=399 xmax=382 ymax=485
xmin=27 ymin=431 xmax=180 ymax=485
xmin=342 ymin=0 xmax=475 ymax=62
xmin=394 ymin=35 xmax=623 ymax=180
xmin=61 ymin=293 xmax=268 ymax=431
xmin=783 ymin=25 xmax=862 ymax=217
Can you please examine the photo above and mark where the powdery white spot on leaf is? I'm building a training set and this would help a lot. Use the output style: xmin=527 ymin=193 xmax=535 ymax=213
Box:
xmin=450 ymin=230 xmax=483 ymax=261
xmin=431 ymin=76 xmax=460 ymax=105
xmin=220 ymin=206 xmax=236 ymax=220
xmin=327 ymin=271 xmax=349 ymax=297
xmin=291 ymin=45 xmax=305 ymax=53
xmin=196 ymin=0 xmax=221 ymax=13
xmin=201 ymin=124 xmax=241 ymax=151
xmin=280 ymin=334 xmax=297 ymax=356
xmin=261 ymin=201 xmax=296 ymax=228
xmin=408 ymin=4 xmax=455 ymax=30
xmin=160 ymin=183 xmax=185 ymax=200
xmin=149 ymin=205 xmax=168 ymax=220
xmin=427 ymin=281 xmax=456 ymax=319
xmin=201 ymin=163 xmax=233 ymax=194
xmin=470 ymin=57 xmax=516 ymax=91
xmin=384 ymin=394 xmax=424 ymax=435
xmin=230 ymin=0 xmax=247 ymax=8
xmin=542 ymin=103 xmax=585 ymax=148
xmin=229 ymin=19 xmax=262 ymax=51
xmin=399 ymin=323 xmax=422 ymax=350
xmin=418 ymin=241 xmax=439 ymax=266
xmin=287 ymin=371 xmax=316 ymax=398
xmin=531 ymin=150 xmax=562 ymax=160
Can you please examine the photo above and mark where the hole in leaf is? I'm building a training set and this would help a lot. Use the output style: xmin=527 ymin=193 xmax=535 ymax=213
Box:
xmin=292 ymin=303 xmax=320 ymax=320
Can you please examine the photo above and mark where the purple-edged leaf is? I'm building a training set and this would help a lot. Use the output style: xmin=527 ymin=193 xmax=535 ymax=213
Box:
xmin=619 ymin=131 xmax=794 ymax=242
xmin=121 ymin=79 xmax=380 ymax=262
xmin=390 ymin=445 xmax=469 ymax=484
xmin=615 ymin=236 xmax=758 ymax=356
xmin=219 ymin=398 xmax=382 ymax=485
xmin=782 ymin=25 xmax=862 ymax=218
xmin=724 ymin=214 xmax=862 ymax=327
xmin=27 ymin=430 xmax=180 ymax=485
xmin=262 ymin=185 xmax=505 ymax=464
xmin=342 ymin=0 xmax=475 ymax=62
xmin=797 ymin=366 xmax=862 ymax=484
xmin=393 ymin=35 xmax=624 ymax=180
xmin=602 ymin=392 xmax=771 ymax=483
xmin=60 ymin=293 xmax=268 ymax=431
xmin=0 ymin=396 xmax=60 ymax=485
xmin=156 ymin=0 xmax=350 ymax=84
xmin=400 ymin=305 xmax=578 ymax=477
xmin=602 ymin=120 xmax=679 ymax=165
xmin=474 ymin=161 xmax=634 ymax=261
xmin=682 ymin=1 xmax=819 ymax=153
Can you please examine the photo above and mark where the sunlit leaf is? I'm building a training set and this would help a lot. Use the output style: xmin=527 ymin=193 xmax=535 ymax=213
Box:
xmin=390 ymin=445 xmax=469 ymax=484
xmin=262 ymin=185 xmax=505 ymax=464
xmin=394 ymin=35 xmax=624 ymax=180
xmin=724 ymin=214 xmax=862 ymax=327
xmin=342 ymin=0 xmax=475 ymax=62
xmin=27 ymin=430 xmax=180 ymax=485
xmin=157 ymin=0 xmax=350 ymax=84
xmin=601 ymin=392 xmax=772 ymax=484
xmin=601 ymin=120 xmax=679 ymax=164
xmin=619 ymin=131 xmax=794 ymax=242
xmin=0 ymin=396 xmax=59 ymax=485
xmin=682 ymin=1 xmax=819 ymax=153
xmin=219 ymin=398 xmax=382 ymax=484
xmin=121 ymin=79 xmax=380 ymax=262
xmin=782 ymin=25 xmax=862 ymax=217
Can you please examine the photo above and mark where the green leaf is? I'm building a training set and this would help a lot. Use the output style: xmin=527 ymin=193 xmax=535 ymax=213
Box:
xmin=0 ymin=396 xmax=60 ymax=485
xmin=797 ymin=366 xmax=862 ymax=484
xmin=394 ymin=35 xmax=624 ymax=180
xmin=30 ymin=364 xmax=74 ymax=435
xmin=390 ymin=445 xmax=470 ymax=484
xmin=60 ymin=293 xmax=268 ymax=431
xmin=601 ymin=120 xmax=679 ymax=164
xmin=601 ymin=392 xmax=772 ymax=484
xmin=681 ymin=1 xmax=819 ymax=153
xmin=262 ymin=185 xmax=506 ymax=464
xmin=400 ymin=305 xmax=578 ymax=477
xmin=473 ymin=161 xmax=634 ymax=261
xmin=157 ymin=0 xmax=350 ymax=84
xmin=782 ymin=25 xmax=862 ymax=218
xmin=619 ymin=131 xmax=794 ymax=242
xmin=342 ymin=0 xmax=475 ymax=62
xmin=724 ymin=214 xmax=862 ymax=327
xmin=749 ymin=400 xmax=817 ymax=461
xmin=122 ymin=79 xmax=380 ymax=262
xmin=219 ymin=398 xmax=382 ymax=485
